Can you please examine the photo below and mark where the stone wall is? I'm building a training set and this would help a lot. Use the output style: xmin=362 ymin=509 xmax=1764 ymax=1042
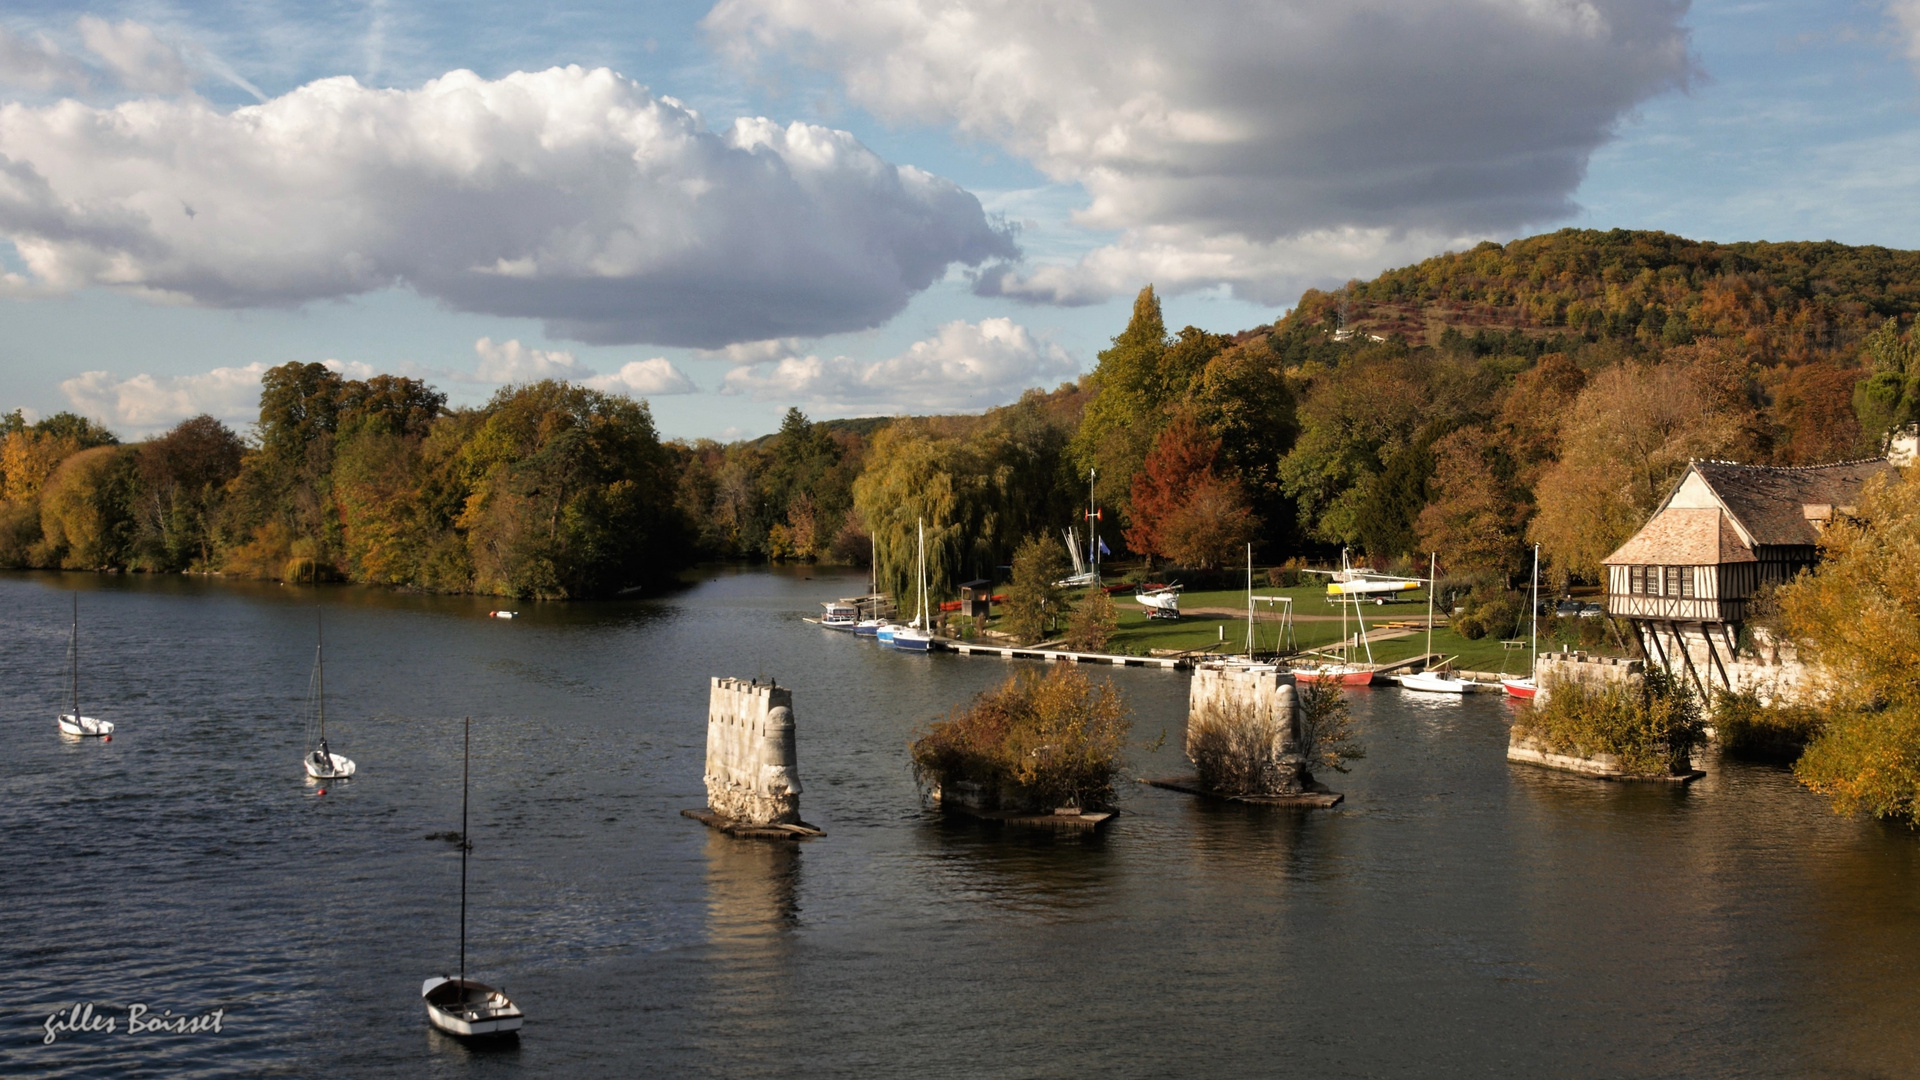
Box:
xmin=1628 ymin=623 xmax=1809 ymax=704
xmin=704 ymin=677 xmax=803 ymax=826
xmin=1533 ymin=651 xmax=1643 ymax=703
xmin=1186 ymin=663 xmax=1305 ymax=795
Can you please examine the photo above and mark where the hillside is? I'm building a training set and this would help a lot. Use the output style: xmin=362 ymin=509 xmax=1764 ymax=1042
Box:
xmin=1282 ymin=229 xmax=1920 ymax=362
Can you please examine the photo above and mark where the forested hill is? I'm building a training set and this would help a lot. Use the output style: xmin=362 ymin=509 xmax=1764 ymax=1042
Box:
xmin=1283 ymin=229 xmax=1920 ymax=361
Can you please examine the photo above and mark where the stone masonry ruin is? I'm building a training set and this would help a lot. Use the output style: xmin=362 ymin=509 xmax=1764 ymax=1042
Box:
xmin=1186 ymin=664 xmax=1308 ymax=796
xmin=703 ymin=677 xmax=804 ymax=827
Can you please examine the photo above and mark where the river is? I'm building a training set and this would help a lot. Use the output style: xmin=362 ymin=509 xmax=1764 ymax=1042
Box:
xmin=3 ymin=567 xmax=1918 ymax=1078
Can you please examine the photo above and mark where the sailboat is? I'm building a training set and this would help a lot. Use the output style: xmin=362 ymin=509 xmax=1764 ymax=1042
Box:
xmin=1399 ymin=553 xmax=1475 ymax=694
xmin=303 ymin=613 xmax=356 ymax=780
xmin=424 ymin=716 xmax=525 ymax=1038
xmin=1502 ymin=545 xmax=1541 ymax=700
xmin=55 ymin=595 xmax=114 ymax=738
xmin=889 ymin=519 xmax=933 ymax=651
xmin=1294 ymin=550 xmax=1377 ymax=685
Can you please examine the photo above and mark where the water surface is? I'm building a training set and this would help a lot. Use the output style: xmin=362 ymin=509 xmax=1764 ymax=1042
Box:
xmin=2 ymin=568 xmax=1917 ymax=1078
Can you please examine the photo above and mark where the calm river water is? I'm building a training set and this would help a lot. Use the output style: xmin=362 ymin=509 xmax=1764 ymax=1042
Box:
xmin=4 ymin=567 xmax=1920 ymax=1078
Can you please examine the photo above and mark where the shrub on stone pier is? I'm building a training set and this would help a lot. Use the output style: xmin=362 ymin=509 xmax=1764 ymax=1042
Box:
xmin=911 ymin=666 xmax=1129 ymax=813
xmin=1713 ymin=687 xmax=1824 ymax=762
xmin=1516 ymin=669 xmax=1707 ymax=776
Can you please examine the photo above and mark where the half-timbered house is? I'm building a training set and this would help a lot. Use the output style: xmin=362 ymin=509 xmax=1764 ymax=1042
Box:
xmin=1602 ymin=458 xmax=1893 ymax=696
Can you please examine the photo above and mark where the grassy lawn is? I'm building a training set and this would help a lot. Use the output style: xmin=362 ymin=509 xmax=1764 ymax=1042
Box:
xmin=970 ymin=581 xmax=1594 ymax=675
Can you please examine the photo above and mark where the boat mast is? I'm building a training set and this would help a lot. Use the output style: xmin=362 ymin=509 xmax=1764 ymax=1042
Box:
xmin=1088 ymin=467 xmax=1099 ymax=581
xmin=1350 ymin=550 xmax=1374 ymax=667
xmin=916 ymin=518 xmax=927 ymax=629
xmin=461 ymin=715 xmax=469 ymax=987
xmin=1245 ymin=542 xmax=1254 ymax=660
xmin=70 ymin=594 xmax=78 ymax=719
xmin=316 ymin=612 xmax=326 ymax=744
xmin=1529 ymin=544 xmax=1540 ymax=678
xmin=1425 ymin=553 xmax=1436 ymax=671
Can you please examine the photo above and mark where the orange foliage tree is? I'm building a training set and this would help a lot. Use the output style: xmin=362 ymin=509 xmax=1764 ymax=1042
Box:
xmin=1126 ymin=415 xmax=1256 ymax=568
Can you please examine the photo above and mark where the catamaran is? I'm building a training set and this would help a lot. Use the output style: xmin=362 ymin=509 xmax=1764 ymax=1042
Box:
xmin=303 ymin=613 xmax=356 ymax=780
xmin=1502 ymin=545 xmax=1541 ymax=700
xmin=889 ymin=519 xmax=933 ymax=651
xmin=1399 ymin=552 xmax=1475 ymax=694
xmin=55 ymin=595 xmax=114 ymax=738
xmin=423 ymin=716 xmax=525 ymax=1039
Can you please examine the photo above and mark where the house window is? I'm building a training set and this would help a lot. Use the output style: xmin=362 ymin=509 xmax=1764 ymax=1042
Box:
xmin=1680 ymin=567 xmax=1695 ymax=599
xmin=1666 ymin=565 xmax=1683 ymax=596
xmin=1631 ymin=565 xmax=1646 ymax=594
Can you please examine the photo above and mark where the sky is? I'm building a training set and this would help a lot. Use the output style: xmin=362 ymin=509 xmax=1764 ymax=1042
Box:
xmin=1 ymin=0 xmax=1918 ymax=442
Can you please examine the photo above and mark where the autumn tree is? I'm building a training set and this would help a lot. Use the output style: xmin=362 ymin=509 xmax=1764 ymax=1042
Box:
xmin=1415 ymin=426 xmax=1526 ymax=578
xmin=1065 ymin=588 xmax=1120 ymax=652
xmin=1780 ymin=467 xmax=1920 ymax=822
xmin=133 ymin=415 xmax=245 ymax=569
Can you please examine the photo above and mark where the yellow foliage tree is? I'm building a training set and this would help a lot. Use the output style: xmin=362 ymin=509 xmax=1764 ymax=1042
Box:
xmin=1781 ymin=467 xmax=1920 ymax=822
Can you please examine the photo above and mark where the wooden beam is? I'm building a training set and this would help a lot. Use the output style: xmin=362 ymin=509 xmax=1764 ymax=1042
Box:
xmin=1668 ymin=621 xmax=1708 ymax=701
xmin=1699 ymin=622 xmax=1730 ymax=695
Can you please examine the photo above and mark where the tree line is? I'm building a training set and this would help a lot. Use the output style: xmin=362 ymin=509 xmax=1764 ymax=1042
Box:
xmin=5 ymin=228 xmax=1918 ymax=601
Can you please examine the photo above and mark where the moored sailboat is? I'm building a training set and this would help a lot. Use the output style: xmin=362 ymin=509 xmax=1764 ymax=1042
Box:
xmin=1399 ymin=553 xmax=1475 ymax=694
xmin=303 ymin=613 xmax=356 ymax=780
xmin=55 ymin=595 xmax=114 ymax=738
xmin=888 ymin=519 xmax=933 ymax=651
xmin=1502 ymin=545 xmax=1541 ymax=700
xmin=424 ymin=716 xmax=525 ymax=1039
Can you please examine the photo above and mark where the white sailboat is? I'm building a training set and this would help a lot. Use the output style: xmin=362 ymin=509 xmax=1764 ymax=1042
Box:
xmin=889 ymin=519 xmax=933 ymax=651
xmin=1399 ymin=553 xmax=1475 ymax=694
xmin=55 ymin=595 xmax=114 ymax=738
xmin=303 ymin=613 xmax=356 ymax=780
xmin=1502 ymin=545 xmax=1541 ymax=700
xmin=424 ymin=716 xmax=525 ymax=1038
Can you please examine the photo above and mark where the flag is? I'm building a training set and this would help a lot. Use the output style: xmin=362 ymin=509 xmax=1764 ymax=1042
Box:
xmin=1097 ymin=538 xmax=1111 ymax=556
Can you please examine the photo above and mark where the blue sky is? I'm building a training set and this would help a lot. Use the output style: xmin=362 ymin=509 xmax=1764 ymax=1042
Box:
xmin=1 ymin=0 xmax=1917 ymax=441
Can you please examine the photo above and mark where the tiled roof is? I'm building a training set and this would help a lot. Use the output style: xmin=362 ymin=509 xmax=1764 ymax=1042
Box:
xmin=1606 ymin=507 xmax=1755 ymax=566
xmin=1691 ymin=459 xmax=1891 ymax=547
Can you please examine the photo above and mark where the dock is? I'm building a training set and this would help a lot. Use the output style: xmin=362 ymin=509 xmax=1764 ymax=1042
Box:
xmin=939 ymin=640 xmax=1186 ymax=668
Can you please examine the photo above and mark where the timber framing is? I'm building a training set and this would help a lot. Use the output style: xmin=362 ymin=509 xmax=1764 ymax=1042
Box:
xmin=1603 ymin=457 xmax=1895 ymax=694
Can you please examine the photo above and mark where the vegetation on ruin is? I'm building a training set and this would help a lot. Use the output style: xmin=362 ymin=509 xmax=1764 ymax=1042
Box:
xmin=1515 ymin=669 xmax=1708 ymax=776
xmin=909 ymin=666 xmax=1130 ymax=812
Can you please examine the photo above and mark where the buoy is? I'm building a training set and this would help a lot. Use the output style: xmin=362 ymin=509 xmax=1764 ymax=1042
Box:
xmin=317 ymin=788 xmax=327 ymax=796
xmin=102 ymin=735 xmax=111 ymax=742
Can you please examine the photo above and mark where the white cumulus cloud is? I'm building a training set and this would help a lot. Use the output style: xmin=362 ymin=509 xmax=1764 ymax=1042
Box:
xmin=722 ymin=317 xmax=1076 ymax=413
xmin=60 ymin=362 xmax=268 ymax=435
xmin=473 ymin=337 xmax=592 ymax=382
xmin=585 ymin=358 xmax=698 ymax=396
xmin=0 ymin=65 xmax=1015 ymax=346
xmin=708 ymin=0 xmax=1694 ymax=304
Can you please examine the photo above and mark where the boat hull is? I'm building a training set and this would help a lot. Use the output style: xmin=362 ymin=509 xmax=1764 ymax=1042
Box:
xmin=889 ymin=634 xmax=931 ymax=651
xmin=1501 ymin=678 xmax=1538 ymax=700
xmin=423 ymin=977 xmax=523 ymax=1038
xmin=1399 ymin=673 xmax=1475 ymax=694
xmin=305 ymin=751 xmax=357 ymax=779
xmin=1292 ymin=668 xmax=1376 ymax=686
xmin=57 ymin=713 xmax=113 ymax=737
xmin=853 ymin=620 xmax=881 ymax=636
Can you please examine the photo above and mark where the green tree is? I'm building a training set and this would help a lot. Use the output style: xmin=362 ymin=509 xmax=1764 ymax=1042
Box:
xmin=39 ymin=445 xmax=138 ymax=569
xmin=133 ymin=415 xmax=245 ymax=569
xmin=1065 ymin=588 xmax=1119 ymax=652
xmin=1003 ymin=533 xmax=1069 ymax=644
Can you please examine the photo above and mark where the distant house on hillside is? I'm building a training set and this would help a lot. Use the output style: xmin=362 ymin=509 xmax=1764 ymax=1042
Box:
xmin=1601 ymin=447 xmax=1909 ymax=697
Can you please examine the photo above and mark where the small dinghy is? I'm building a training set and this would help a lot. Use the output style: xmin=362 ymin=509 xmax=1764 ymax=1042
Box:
xmin=425 ymin=716 xmax=524 ymax=1039
xmin=302 ymin=613 xmax=356 ymax=781
xmin=56 ymin=595 xmax=114 ymax=739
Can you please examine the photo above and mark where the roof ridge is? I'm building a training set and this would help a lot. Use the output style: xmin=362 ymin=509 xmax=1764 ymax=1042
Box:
xmin=1691 ymin=457 xmax=1888 ymax=471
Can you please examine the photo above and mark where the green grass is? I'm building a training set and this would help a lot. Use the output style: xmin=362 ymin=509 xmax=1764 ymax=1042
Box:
xmin=970 ymin=581 xmax=1588 ymax=674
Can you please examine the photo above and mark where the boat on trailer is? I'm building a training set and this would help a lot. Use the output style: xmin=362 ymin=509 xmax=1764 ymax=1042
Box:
xmin=56 ymin=595 xmax=114 ymax=739
xmin=424 ymin=716 xmax=524 ymax=1039
xmin=1135 ymin=583 xmax=1182 ymax=619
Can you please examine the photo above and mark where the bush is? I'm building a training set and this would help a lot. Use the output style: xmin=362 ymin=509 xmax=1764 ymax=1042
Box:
xmin=1714 ymin=687 xmax=1824 ymax=762
xmin=910 ymin=666 xmax=1129 ymax=812
xmin=1452 ymin=585 xmax=1523 ymax=640
xmin=1515 ymin=669 xmax=1706 ymax=775
xmin=1188 ymin=698 xmax=1292 ymax=795
xmin=1065 ymin=589 xmax=1119 ymax=652
xmin=1295 ymin=679 xmax=1364 ymax=777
